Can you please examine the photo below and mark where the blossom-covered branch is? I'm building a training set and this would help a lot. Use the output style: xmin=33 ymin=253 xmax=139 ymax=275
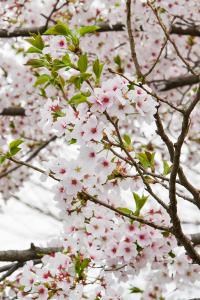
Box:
xmin=0 ymin=23 xmax=199 ymax=38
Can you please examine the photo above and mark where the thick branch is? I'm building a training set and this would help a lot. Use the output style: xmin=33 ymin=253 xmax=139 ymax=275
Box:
xmin=0 ymin=245 xmax=62 ymax=262
xmin=190 ymin=233 xmax=200 ymax=247
xmin=168 ymin=86 xmax=200 ymax=263
xmin=154 ymin=109 xmax=200 ymax=209
xmin=160 ymin=74 xmax=200 ymax=91
xmin=0 ymin=107 xmax=25 ymax=116
xmin=0 ymin=23 xmax=125 ymax=38
xmin=0 ymin=26 xmax=47 ymax=38
xmin=171 ymin=25 xmax=200 ymax=37
xmin=0 ymin=24 xmax=200 ymax=38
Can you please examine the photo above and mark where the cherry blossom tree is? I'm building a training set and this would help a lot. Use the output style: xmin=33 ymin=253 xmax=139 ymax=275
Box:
xmin=0 ymin=0 xmax=200 ymax=299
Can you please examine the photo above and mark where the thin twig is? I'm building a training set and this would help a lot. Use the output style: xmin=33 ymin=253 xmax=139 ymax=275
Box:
xmin=108 ymin=68 xmax=184 ymax=113
xmin=0 ymin=136 xmax=57 ymax=179
xmin=126 ymin=0 xmax=143 ymax=78
xmin=81 ymin=191 xmax=170 ymax=232
xmin=144 ymin=37 xmax=168 ymax=78
xmin=147 ymin=1 xmax=198 ymax=76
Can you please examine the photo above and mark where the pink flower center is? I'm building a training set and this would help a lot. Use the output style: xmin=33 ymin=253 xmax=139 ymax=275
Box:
xmin=91 ymin=127 xmax=97 ymax=134
xmin=102 ymin=97 xmax=109 ymax=104
xmin=59 ymin=40 xmax=65 ymax=47
xmin=62 ymin=123 xmax=67 ymax=129
xmin=102 ymin=160 xmax=109 ymax=167
xmin=112 ymin=247 xmax=117 ymax=254
xmin=125 ymin=237 xmax=131 ymax=243
xmin=59 ymin=186 xmax=64 ymax=193
xmin=139 ymin=234 xmax=145 ymax=240
xmin=39 ymin=287 xmax=45 ymax=295
xmin=89 ymin=152 xmax=95 ymax=158
xmin=59 ymin=168 xmax=66 ymax=174
xmin=128 ymin=225 xmax=135 ymax=231
xmin=71 ymin=179 xmax=77 ymax=186
xmin=137 ymin=89 xmax=142 ymax=95
xmin=50 ymin=104 xmax=60 ymax=112
xmin=125 ymin=247 xmax=131 ymax=253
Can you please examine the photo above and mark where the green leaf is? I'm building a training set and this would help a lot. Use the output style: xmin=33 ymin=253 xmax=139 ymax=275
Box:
xmin=25 ymin=59 xmax=46 ymax=68
xmin=0 ymin=155 xmax=7 ymax=164
xmin=137 ymin=152 xmax=149 ymax=168
xmin=78 ymin=54 xmax=88 ymax=73
xmin=62 ymin=53 xmax=71 ymax=65
xmin=74 ymin=255 xmax=90 ymax=279
xmin=77 ymin=25 xmax=100 ymax=36
xmin=114 ymin=55 xmax=122 ymax=67
xmin=26 ymin=33 xmax=44 ymax=50
xmin=68 ymin=138 xmax=77 ymax=145
xmin=34 ymin=74 xmax=51 ymax=86
xmin=93 ymin=58 xmax=104 ymax=82
xmin=163 ymin=160 xmax=172 ymax=175
xmin=44 ymin=22 xmax=71 ymax=36
xmin=117 ymin=207 xmax=133 ymax=215
xmin=130 ymin=286 xmax=143 ymax=293
xmin=145 ymin=151 xmax=155 ymax=172
xmin=52 ymin=59 xmax=67 ymax=71
xmin=9 ymin=139 xmax=23 ymax=151
xmin=158 ymin=7 xmax=167 ymax=14
xmin=68 ymin=73 xmax=92 ymax=89
xmin=71 ymin=34 xmax=79 ymax=47
xmin=79 ymin=258 xmax=90 ymax=273
xmin=56 ymin=75 xmax=65 ymax=91
xmin=26 ymin=46 xmax=43 ymax=54
xmin=9 ymin=139 xmax=23 ymax=156
xmin=133 ymin=193 xmax=148 ymax=216
xmin=137 ymin=151 xmax=155 ymax=170
xmin=168 ymin=250 xmax=176 ymax=258
xmin=18 ymin=285 xmax=25 ymax=292
xmin=162 ymin=231 xmax=170 ymax=238
xmin=52 ymin=110 xmax=65 ymax=119
xmin=68 ymin=93 xmax=87 ymax=106
xmin=123 ymin=134 xmax=131 ymax=146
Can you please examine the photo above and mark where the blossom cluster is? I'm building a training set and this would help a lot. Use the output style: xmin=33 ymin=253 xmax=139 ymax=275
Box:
xmin=1 ymin=0 xmax=200 ymax=299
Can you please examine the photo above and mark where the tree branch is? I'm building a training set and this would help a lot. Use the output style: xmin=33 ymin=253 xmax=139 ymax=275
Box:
xmin=0 ymin=245 xmax=62 ymax=262
xmin=190 ymin=233 xmax=200 ymax=247
xmin=1 ymin=74 xmax=199 ymax=118
xmin=0 ymin=232 xmax=200 ymax=264
xmin=154 ymin=109 xmax=200 ymax=209
xmin=168 ymin=85 xmax=200 ymax=263
xmin=147 ymin=1 xmax=197 ymax=76
xmin=0 ymin=23 xmax=199 ymax=38
xmin=0 ymin=262 xmax=23 ymax=282
xmin=81 ymin=191 xmax=170 ymax=232
xmin=171 ymin=25 xmax=200 ymax=37
xmin=0 ymin=135 xmax=57 ymax=179
xmin=159 ymin=74 xmax=200 ymax=91
xmin=0 ymin=107 xmax=25 ymax=116
xmin=126 ymin=0 xmax=143 ymax=78
xmin=0 ymin=23 xmax=125 ymax=38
